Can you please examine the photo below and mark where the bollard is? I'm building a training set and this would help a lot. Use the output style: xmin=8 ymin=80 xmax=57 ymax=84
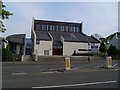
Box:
xmin=35 ymin=54 xmax=38 ymax=62
xmin=105 ymin=56 xmax=113 ymax=68
xmin=65 ymin=57 xmax=71 ymax=70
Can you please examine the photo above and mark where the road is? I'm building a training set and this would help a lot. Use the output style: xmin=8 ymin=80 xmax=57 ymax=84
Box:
xmin=2 ymin=61 xmax=119 ymax=89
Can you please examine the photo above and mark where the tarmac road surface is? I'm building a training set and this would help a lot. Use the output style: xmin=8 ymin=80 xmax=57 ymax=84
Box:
xmin=2 ymin=61 xmax=119 ymax=88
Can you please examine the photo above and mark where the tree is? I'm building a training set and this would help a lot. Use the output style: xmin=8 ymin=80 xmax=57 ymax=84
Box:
xmin=107 ymin=44 xmax=118 ymax=56
xmin=0 ymin=1 xmax=13 ymax=32
xmin=99 ymin=41 xmax=107 ymax=53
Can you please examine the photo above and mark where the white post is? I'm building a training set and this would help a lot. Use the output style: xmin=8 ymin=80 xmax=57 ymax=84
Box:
xmin=35 ymin=50 xmax=38 ymax=62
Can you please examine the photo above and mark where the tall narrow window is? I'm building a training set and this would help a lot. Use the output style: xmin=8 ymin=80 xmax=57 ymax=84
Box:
xmin=73 ymin=27 xmax=76 ymax=32
xmin=76 ymin=27 xmax=79 ymax=32
xmin=50 ymin=25 xmax=52 ymax=31
xmin=46 ymin=25 xmax=49 ymax=31
xmin=44 ymin=25 xmax=47 ymax=30
xmin=36 ymin=24 xmax=41 ymax=30
xmin=53 ymin=25 xmax=55 ymax=31
xmin=70 ymin=26 xmax=73 ymax=32
xmin=59 ymin=25 xmax=62 ymax=31
xmin=68 ymin=26 xmax=70 ymax=32
xmin=60 ymin=26 xmax=62 ymax=31
xmin=56 ymin=25 xmax=58 ymax=31
xmin=61 ymin=26 xmax=63 ymax=31
xmin=41 ymin=25 xmax=44 ymax=30
xmin=63 ymin=26 xmax=64 ymax=32
xmin=66 ymin=26 xmax=68 ymax=32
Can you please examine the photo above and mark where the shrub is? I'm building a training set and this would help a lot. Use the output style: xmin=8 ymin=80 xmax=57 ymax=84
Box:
xmin=107 ymin=44 xmax=120 ymax=60
xmin=2 ymin=48 xmax=13 ymax=61
xmin=99 ymin=41 xmax=107 ymax=53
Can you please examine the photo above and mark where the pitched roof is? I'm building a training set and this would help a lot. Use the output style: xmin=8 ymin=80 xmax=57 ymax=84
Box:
xmin=6 ymin=34 xmax=26 ymax=44
xmin=35 ymin=31 xmax=100 ymax=46
xmin=106 ymin=32 xmax=120 ymax=40
xmin=35 ymin=31 xmax=51 ymax=41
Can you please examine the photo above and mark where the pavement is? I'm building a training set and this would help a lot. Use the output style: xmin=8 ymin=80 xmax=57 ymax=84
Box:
xmin=1 ymin=60 xmax=120 ymax=89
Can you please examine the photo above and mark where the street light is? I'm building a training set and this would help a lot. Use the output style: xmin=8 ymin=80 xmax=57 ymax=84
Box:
xmin=87 ymin=38 xmax=90 ymax=62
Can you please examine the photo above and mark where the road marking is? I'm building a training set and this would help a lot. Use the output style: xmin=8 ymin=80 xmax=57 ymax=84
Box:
xmin=113 ymin=64 xmax=118 ymax=67
xmin=40 ymin=72 xmax=54 ymax=74
xmin=96 ymin=64 xmax=103 ymax=68
xmin=114 ymin=68 xmax=120 ymax=71
xmin=32 ymin=80 xmax=117 ymax=88
xmin=11 ymin=73 xmax=26 ymax=75
xmin=50 ymin=69 xmax=55 ymax=71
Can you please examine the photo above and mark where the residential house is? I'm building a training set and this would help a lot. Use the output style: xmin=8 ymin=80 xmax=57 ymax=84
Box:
xmin=106 ymin=32 xmax=120 ymax=50
xmin=6 ymin=34 xmax=26 ymax=55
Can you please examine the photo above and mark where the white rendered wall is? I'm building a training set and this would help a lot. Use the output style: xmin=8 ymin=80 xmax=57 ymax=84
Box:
xmin=36 ymin=40 xmax=52 ymax=56
xmin=63 ymin=42 xmax=88 ymax=56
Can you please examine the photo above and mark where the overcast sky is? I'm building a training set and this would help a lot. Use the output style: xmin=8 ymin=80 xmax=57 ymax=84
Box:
xmin=2 ymin=1 xmax=118 ymax=38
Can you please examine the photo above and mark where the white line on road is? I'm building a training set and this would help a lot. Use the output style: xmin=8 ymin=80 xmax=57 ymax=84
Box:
xmin=11 ymin=73 xmax=26 ymax=75
xmin=40 ymin=72 xmax=54 ymax=74
xmin=113 ymin=64 xmax=118 ymax=67
xmin=32 ymin=80 xmax=117 ymax=88
xmin=114 ymin=68 xmax=120 ymax=71
xmin=95 ymin=64 xmax=104 ymax=68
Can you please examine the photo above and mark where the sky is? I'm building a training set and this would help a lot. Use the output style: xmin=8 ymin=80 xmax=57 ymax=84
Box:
xmin=1 ymin=1 xmax=118 ymax=38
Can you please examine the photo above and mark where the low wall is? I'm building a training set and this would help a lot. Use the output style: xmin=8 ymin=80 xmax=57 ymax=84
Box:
xmin=21 ymin=55 xmax=33 ymax=62
xmin=37 ymin=56 xmax=65 ymax=62
xmin=37 ymin=55 xmax=104 ymax=63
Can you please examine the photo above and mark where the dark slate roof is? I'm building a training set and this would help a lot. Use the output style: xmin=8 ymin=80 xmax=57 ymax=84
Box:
xmin=35 ymin=31 xmax=51 ymax=41
xmin=106 ymin=32 xmax=120 ymax=40
xmin=35 ymin=31 xmax=100 ymax=46
xmin=6 ymin=34 xmax=25 ymax=44
xmin=50 ymin=31 xmax=99 ymax=43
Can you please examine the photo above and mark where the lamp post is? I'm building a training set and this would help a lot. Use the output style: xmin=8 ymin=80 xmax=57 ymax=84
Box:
xmin=88 ymin=39 xmax=90 ymax=62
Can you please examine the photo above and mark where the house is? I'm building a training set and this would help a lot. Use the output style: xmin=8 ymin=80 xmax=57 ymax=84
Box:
xmin=31 ymin=18 xmax=100 ymax=56
xmin=6 ymin=34 xmax=32 ymax=55
xmin=6 ymin=34 xmax=26 ymax=55
xmin=106 ymin=32 xmax=120 ymax=50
